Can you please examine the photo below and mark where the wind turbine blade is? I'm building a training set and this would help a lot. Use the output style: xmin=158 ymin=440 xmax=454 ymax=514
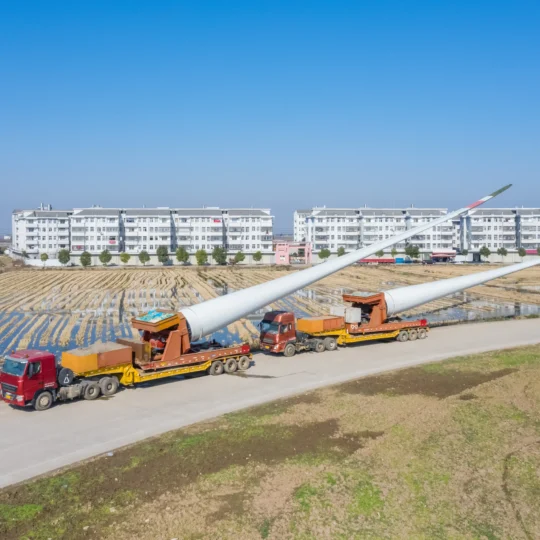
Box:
xmin=182 ymin=185 xmax=513 ymax=339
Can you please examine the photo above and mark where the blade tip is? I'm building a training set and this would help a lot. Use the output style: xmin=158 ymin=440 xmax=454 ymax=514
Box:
xmin=490 ymin=184 xmax=512 ymax=198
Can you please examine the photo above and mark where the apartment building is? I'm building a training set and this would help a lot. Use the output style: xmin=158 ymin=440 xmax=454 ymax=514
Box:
xmin=12 ymin=206 xmax=274 ymax=262
xmin=296 ymin=207 xmax=451 ymax=254
xmin=294 ymin=206 xmax=540 ymax=255
xmin=11 ymin=207 xmax=72 ymax=258
xmin=457 ymin=208 xmax=540 ymax=252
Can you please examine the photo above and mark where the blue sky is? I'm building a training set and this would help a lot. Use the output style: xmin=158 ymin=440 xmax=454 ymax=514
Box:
xmin=1 ymin=1 xmax=539 ymax=233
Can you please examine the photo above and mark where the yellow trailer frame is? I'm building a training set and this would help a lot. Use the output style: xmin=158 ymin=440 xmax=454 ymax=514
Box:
xmin=72 ymin=360 xmax=214 ymax=387
xmin=308 ymin=328 xmax=401 ymax=345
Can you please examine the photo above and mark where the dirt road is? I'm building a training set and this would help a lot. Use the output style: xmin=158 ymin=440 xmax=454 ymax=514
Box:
xmin=1 ymin=317 xmax=540 ymax=488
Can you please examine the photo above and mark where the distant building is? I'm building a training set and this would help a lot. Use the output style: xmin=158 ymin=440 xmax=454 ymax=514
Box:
xmin=294 ymin=206 xmax=540 ymax=256
xmin=294 ymin=206 xmax=451 ymax=256
xmin=12 ymin=206 xmax=274 ymax=264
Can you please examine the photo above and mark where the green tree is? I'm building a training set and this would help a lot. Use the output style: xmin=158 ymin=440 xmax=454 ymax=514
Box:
xmin=337 ymin=246 xmax=346 ymax=257
xmin=318 ymin=248 xmax=331 ymax=260
xmin=375 ymin=250 xmax=385 ymax=258
xmin=120 ymin=252 xmax=131 ymax=265
xmin=156 ymin=245 xmax=169 ymax=265
xmin=138 ymin=250 xmax=150 ymax=266
xmin=479 ymin=246 xmax=491 ymax=261
xmin=497 ymin=247 xmax=508 ymax=261
xmin=22 ymin=250 xmax=28 ymax=259
xmin=212 ymin=246 xmax=227 ymax=265
xmin=195 ymin=249 xmax=208 ymax=266
xmin=391 ymin=247 xmax=398 ymax=258
xmin=175 ymin=246 xmax=189 ymax=264
xmin=405 ymin=244 xmax=420 ymax=259
xmin=461 ymin=248 xmax=469 ymax=256
xmin=253 ymin=250 xmax=262 ymax=264
xmin=234 ymin=251 xmax=246 ymax=264
xmin=58 ymin=249 xmax=70 ymax=266
xmin=537 ymin=246 xmax=540 ymax=256
xmin=0 ymin=247 xmax=4 ymax=255
xmin=80 ymin=251 xmax=92 ymax=267
xmin=99 ymin=249 xmax=112 ymax=266
xmin=518 ymin=247 xmax=527 ymax=258
xmin=40 ymin=253 xmax=48 ymax=266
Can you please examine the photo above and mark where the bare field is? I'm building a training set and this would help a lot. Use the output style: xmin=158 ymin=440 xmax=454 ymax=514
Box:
xmin=1 ymin=345 xmax=540 ymax=539
xmin=0 ymin=264 xmax=539 ymax=358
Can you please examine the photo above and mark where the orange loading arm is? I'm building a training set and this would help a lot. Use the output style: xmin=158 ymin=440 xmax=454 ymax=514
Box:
xmin=131 ymin=312 xmax=191 ymax=361
xmin=341 ymin=293 xmax=388 ymax=328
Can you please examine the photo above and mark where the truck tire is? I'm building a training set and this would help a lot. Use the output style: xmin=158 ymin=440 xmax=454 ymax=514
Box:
xmin=418 ymin=328 xmax=427 ymax=340
xmin=408 ymin=329 xmax=418 ymax=341
xmin=209 ymin=360 xmax=224 ymax=376
xmin=238 ymin=356 xmax=251 ymax=370
xmin=324 ymin=337 xmax=337 ymax=351
xmin=224 ymin=358 xmax=238 ymax=373
xmin=314 ymin=340 xmax=325 ymax=353
xmin=99 ymin=377 xmax=119 ymax=396
xmin=284 ymin=343 xmax=296 ymax=358
xmin=34 ymin=390 xmax=53 ymax=411
xmin=58 ymin=367 xmax=74 ymax=387
xmin=83 ymin=382 xmax=101 ymax=400
xmin=397 ymin=330 xmax=409 ymax=342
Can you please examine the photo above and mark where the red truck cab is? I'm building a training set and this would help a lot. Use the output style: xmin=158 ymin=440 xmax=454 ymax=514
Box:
xmin=259 ymin=311 xmax=296 ymax=353
xmin=0 ymin=350 xmax=57 ymax=408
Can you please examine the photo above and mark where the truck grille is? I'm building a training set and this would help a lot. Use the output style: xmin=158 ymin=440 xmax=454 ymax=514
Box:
xmin=1 ymin=382 xmax=17 ymax=394
xmin=263 ymin=338 xmax=275 ymax=344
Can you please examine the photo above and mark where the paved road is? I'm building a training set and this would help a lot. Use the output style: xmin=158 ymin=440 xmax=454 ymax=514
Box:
xmin=1 ymin=318 xmax=539 ymax=488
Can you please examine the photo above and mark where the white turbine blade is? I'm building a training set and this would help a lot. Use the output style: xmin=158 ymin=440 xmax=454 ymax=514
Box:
xmin=182 ymin=185 xmax=513 ymax=339
xmin=385 ymin=258 xmax=540 ymax=316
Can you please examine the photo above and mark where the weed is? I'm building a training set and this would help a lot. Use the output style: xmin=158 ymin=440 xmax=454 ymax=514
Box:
xmin=294 ymin=484 xmax=318 ymax=512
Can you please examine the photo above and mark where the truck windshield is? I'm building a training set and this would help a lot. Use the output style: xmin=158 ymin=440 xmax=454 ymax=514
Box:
xmin=260 ymin=321 xmax=280 ymax=334
xmin=1 ymin=357 xmax=28 ymax=377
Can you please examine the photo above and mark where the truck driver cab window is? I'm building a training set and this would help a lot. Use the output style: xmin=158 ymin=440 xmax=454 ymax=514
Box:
xmin=29 ymin=362 xmax=41 ymax=377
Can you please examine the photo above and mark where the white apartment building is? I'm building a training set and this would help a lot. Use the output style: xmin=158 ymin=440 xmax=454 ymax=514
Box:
xmin=12 ymin=206 xmax=274 ymax=262
xmin=294 ymin=206 xmax=540 ymax=255
xmin=11 ymin=207 xmax=72 ymax=258
xmin=296 ymin=207 xmax=451 ymax=254
xmin=458 ymin=208 xmax=540 ymax=252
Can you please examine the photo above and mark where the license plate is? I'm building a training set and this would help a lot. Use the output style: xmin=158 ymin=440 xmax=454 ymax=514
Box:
xmin=3 ymin=392 xmax=13 ymax=400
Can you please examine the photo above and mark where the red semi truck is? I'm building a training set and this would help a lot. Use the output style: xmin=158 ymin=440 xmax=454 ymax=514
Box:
xmin=0 ymin=310 xmax=252 ymax=411
xmin=260 ymin=292 xmax=428 ymax=357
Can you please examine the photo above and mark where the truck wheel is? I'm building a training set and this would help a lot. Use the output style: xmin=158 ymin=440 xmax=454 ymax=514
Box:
xmin=324 ymin=337 xmax=337 ymax=351
xmin=284 ymin=343 xmax=296 ymax=358
xmin=209 ymin=360 xmax=224 ymax=376
xmin=408 ymin=329 xmax=418 ymax=341
xmin=83 ymin=382 xmax=101 ymax=400
xmin=314 ymin=340 xmax=325 ymax=353
xmin=397 ymin=330 xmax=409 ymax=342
xmin=34 ymin=391 xmax=53 ymax=411
xmin=224 ymin=358 xmax=238 ymax=373
xmin=418 ymin=328 xmax=427 ymax=339
xmin=238 ymin=356 xmax=251 ymax=370
xmin=99 ymin=377 xmax=119 ymax=396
